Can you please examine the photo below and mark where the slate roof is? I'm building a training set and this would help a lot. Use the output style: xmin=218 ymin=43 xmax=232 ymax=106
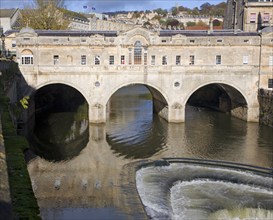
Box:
xmin=4 ymin=29 xmax=261 ymax=38
xmin=0 ymin=8 xmax=18 ymax=18
xmin=159 ymin=30 xmax=260 ymax=37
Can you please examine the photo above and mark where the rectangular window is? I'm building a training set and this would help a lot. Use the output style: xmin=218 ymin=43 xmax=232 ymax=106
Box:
xmin=121 ymin=55 xmax=125 ymax=64
xmin=95 ymin=55 xmax=100 ymax=65
xmin=176 ymin=55 xmax=181 ymax=65
xmin=109 ymin=55 xmax=114 ymax=65
xmin=21 ymin=55 xmax=33 ymax=65
xmin=263 ymin=13 xmax=270 ymax=23
xmin=81 ymin=55 xmax=86 ymax=65
xmin=12 ymin=40 xmax=16 ymax=48
xmin=151 ymin=55 xmax=155 ymax=65
xmin=269 ymin=56 xmax=273 ymax=66
xmin=243 ymin=56 xmax=249 ymax=64
xmin=162 ymin=56 xmax=167 ymax=65
xmin=250 ymin=13 xmax=256 ymax=23
xmin=216 ymin=55 xmax=221 ymax=65
xmin=161 ymin=40 xmax=167 ymax=43
xmin=144 ymin=52 xmax=147 ymax=65
xmin=269 ymin=79 xmax=273 ymax=88
xmin=189 ymin=55 xmax=195 ymax=65
xmin=217 ymin=39 xmax=223 ymax=43
xmin=129 ymin=48 xmax=132 ymax=65
xmin=190 ymin=39 xmax=195 ymax=43
xmin=53 ymin=55 xmax=59 ymax=65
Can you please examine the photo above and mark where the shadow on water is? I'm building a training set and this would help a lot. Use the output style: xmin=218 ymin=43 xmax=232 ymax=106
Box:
xmin=26 ymin=84 xmax=89 ymax=162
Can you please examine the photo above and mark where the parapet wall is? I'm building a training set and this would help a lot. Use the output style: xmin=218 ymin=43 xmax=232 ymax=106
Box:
xmin=258 ymin=89 xmax=273 ymax=127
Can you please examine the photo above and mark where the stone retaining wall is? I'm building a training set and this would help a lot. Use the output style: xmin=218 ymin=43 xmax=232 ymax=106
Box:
xmin=0 ymin=115 xmax=12 ymax=220
xmin=258 ymin=89 xmax=273 ymax=127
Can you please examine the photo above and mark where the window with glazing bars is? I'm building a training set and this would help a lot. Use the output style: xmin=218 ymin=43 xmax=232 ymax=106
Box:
xmin=129 ymin=48 xmax=132 ymax=65
xmin=151 ymin=55 xmax=155 ymax=65
xmin=121 ymin=55 xmax=125 ymax=64
xmin=53 ymin=55 xmax=59 ymax=65
xmin=95 ymin=55 xmax=100 ymax=65
xmin=162 ymin=56 xmax=167 ymax=65
xmin=189 ymin=55 xmax=194 ymax=65
xmin=81 ymin=55 xmax=86 ymax=65
xmin=109 ymin=55 xmax=114 ymax=65
xmin=144 ymin=51 xmax=147 ymax=65
xmin=176 ymin=55 xmax=181 ymax=65
xmin=22 ymin=55 xmax=33 ymax=65
xmin=216 ymin=55 xmax=221 ymax=65
xmin=134 ymin=41 xmax=142 ymax=64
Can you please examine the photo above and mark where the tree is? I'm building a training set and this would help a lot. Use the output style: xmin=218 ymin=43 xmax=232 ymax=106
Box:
xmin=154 ymin=8 xmax=168 ymax=17
xmin=20 ymin=0 xmax=70 ymax=30
xmin=166 ymin=19 xmax=180 ymax=28
xmin=186 ymin=21 xmax=196 ymax=27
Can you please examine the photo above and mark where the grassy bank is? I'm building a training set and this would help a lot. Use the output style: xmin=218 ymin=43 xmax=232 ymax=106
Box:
xmin=0 ymin=95 xmax=40 ymax=219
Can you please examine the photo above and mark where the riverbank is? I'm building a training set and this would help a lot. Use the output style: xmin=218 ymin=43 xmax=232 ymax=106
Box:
xmin=0 ymin=114 xmax=12 ymax=220
xmin=0 ymin=95 xmax=40 ymax=219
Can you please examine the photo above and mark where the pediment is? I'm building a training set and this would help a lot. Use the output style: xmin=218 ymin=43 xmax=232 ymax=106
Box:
xmin=16 ymin=32 xmax=37 ymax=38
xmin=172 ymin=34 xmax=187 ymax=38
xmin=118 ymin=26 xmax=157 ymax=45
xmin=92 ymin=34 xmax=104 ymax=38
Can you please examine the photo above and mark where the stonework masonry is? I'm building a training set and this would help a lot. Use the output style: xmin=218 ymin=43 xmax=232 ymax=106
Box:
xmin=258 ymin=89 xmax=273 ymax=127
xmin=3 ymin=26 xmax=273 ymax=124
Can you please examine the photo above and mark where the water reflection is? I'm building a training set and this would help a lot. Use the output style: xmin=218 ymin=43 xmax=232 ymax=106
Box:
xmin=28 ymin=103 xmax=89 ymax=161
xmin=26 ymin=85 xmax=273 ymax=220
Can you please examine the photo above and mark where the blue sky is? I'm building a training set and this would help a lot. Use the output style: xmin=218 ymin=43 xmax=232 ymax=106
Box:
xmin=0 ymin=0 xmax=225 ymax=13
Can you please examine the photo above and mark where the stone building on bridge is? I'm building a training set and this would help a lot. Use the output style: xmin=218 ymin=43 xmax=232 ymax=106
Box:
xmin=4 ymin=26 xmax=273 ymax=124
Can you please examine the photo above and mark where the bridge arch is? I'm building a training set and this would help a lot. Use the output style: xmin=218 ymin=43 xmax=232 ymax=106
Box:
xmin=184 ymin=81 xmax=249 ymax=121
xmin=105 ymin=82 xmax=170 ymax=121
xmin=32 ymin=81 xmax=90 ymax=107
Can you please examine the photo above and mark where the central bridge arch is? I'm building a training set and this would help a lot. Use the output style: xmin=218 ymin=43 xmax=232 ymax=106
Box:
xmin=105 ymin=82 xmax=170 ymax=121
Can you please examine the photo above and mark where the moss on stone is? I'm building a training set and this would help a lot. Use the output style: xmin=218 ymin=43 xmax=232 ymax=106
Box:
xmin=0 ymin=97 xmax=40 ymax=219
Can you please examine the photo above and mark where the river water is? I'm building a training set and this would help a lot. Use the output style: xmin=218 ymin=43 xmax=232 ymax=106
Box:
xmin=26 ymin=85 xmax=273 ymax=220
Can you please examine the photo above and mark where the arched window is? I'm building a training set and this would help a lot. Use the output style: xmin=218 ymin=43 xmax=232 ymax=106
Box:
xmin=134 ymin=41 xmax=142 ymax=65
xmin=21 ymin=49 xmax=33 ymax=65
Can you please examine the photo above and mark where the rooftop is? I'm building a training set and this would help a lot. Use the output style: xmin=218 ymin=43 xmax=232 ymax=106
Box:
xmin=0 ymin=8 xmax=19 ymax=18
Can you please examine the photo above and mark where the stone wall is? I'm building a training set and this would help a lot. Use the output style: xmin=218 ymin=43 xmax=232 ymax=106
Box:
xmin=258 ymin=89 xmax=273 ymax=127
xmin=0 ymin=115 xmax=12 ymax=220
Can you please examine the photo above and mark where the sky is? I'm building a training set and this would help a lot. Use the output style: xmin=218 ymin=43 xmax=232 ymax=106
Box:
xmin=0 ymin=0 xmax=225 ymax=13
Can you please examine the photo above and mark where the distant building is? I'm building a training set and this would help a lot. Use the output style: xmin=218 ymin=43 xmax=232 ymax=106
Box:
xmin=0 ymin=8 xmax=21 ymax=33
xmin=224 ymin=0 xmax=273 ymax=32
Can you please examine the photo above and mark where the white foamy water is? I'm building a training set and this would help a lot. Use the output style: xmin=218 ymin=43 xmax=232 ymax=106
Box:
xmin=136 ymin=163 xmax=273 ymax=220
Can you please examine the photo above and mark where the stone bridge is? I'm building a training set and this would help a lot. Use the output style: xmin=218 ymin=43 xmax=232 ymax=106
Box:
xmin=13 ymin=27 xmax=273 ymax=123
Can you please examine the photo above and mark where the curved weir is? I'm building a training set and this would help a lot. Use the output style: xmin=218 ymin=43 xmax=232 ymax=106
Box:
xmin=136 ymin=159 xmax=273 ymax=220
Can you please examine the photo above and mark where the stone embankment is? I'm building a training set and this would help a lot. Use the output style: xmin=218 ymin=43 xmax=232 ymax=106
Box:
xmin=0 ymin=115 xmax=12 ymax=220
xmin=258 ymin=89 xmax=273 ymax=127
